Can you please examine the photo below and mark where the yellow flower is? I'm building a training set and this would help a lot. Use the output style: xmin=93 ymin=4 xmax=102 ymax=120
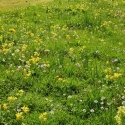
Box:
xmin=16 ymin=112 xmax=24 ymax=120
xmin=34 ymin=52 xmax=40 ymax=56
xmin=22 ymin=45 xmax=27 ymax=51
xmin=8 ymin=96 xmax=17 ymax=101
xmin=2 ymin=103 xmax=7 ymax=110
xmin=114 ymin=115 xmax=122 ymax=125
xmin=69 ymin=48 xmax=74 ymax=53
xmin=18 ymin=89 xmax=24 ymax=93
xmin=113 ymin=73 xmax=122 ymax=78
xmin=104 ymin=68 xmax=112 ymax=73
xmin=105 ymin=75 xmax=110 ymax=79
xmin=21 ymin=106 xmax=30 ymax=113
xmin=66 ymin=35 xmax=71 ymax=40
xmin=115 ymin=106 xmax=125 ymax=125
xmin=16 ymin=90 xmax=24 ymax=96
xmin=9 ymin=28 xmax=16 ymax=33
xmin=58 ymin=77 xmax=63 ymax=81
xmin=42 ymin=117 xmax=47 ymax=122
xmin=39 ymin=112 xmax=47 ymax=122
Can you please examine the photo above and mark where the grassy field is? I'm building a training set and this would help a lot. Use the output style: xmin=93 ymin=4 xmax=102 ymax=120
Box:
xmin=0 ymin=0 xmax=51 ymax=11
xmin=0 ymin=0 xmax=125 ymax=124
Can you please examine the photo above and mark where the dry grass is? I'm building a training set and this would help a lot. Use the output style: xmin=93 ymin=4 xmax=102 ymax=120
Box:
xmin=0 ymin=0 xmax=51 ymax=11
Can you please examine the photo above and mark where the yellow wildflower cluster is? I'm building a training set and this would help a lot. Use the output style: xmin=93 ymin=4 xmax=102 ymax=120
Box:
xmin=56 ymin=76 xmax=66 ymax=82
xmin=28 ymin=57 xmax=41 ymax=64
xmin=7 ymin=96 xmax=17 ymax=102
xmin=62 ymin=25 xmax=68 ymax=31
xmin=115 ymin=106 xmax=125 ymax=125
xmin=105 ymin=73 xmax=122 ymax=80
xmin=16 ymin=89 xmax=25 ymax=96
xmin=69 ymin=47 xmax=74 ymax=55
xmin=16 ymin=112 xmax=24 ymax=121
xmin=21 ymin=106 xmax=30 ymax=114
xmin=34 ymin=51 xmax=40 ymax=57
xmin=22 ymin=45 xmax=27 ymax=51
xmin=39 ymin=112 xmax=47 ymax=122
xmin=104 ymin=68 xmax=112 ymax=73
xmin=0 ymin=42 xmax=14 ymax=54
xmin=51 ymin=32 xmax=57 ymax=37
xmin=66 ymin=34 xmax=71 ymax=40
xmin=1 ymin=103 xmax=7 ymax=110
xmin=9 ymin=28 xmax=16 ymax=33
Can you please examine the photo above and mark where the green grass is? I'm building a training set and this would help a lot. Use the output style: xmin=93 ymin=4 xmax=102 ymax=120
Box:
xmin=0 ymin=0 xmax=125 ymax=124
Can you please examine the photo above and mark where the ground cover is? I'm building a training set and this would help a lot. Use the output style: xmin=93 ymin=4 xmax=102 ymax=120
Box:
xmin=0 ymin=0 xmax=125 ymax=124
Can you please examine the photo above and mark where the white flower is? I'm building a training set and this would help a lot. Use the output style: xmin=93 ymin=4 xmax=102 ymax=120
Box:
xmin=94 ymin=100 xmax=98 ymax=103
xmin=101 ymin=96 xmax=105 ymax=101
xmin=100 ymin=102 xmax=104 ymax=105
xmin=50 ymin=110 xmax=54 ymax=115
xmin=12 ymin=53 xmax=15 ymax=56
xmin=122 ymin=101 xmax=125 ymax=106
xmin=90 ymin=109 xmax=94 ymax=113
xmin=100 ymin=107 xmax=104 ymax=110
xmin=121 ymin=96 xmax=125 ymax=99
xmin=83 ymin=109 xmax=86 ymax=113
xmin=67 ymin=95 xmax=72 ymax=98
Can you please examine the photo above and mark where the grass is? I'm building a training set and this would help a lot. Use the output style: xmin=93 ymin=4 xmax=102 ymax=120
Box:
xmin=0 ymin=0 xmax=125 ymax=124
xmin=0 ymin=0 xmax=51 ymax=11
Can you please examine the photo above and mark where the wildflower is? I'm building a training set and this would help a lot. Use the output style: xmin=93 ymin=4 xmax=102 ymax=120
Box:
xmin=67 ymin=95 xmax=72 ymax=99
xmin=122 ymin=101 xmax=125 ymax=106
xmin=94 ymin=100 xmax=98 ymax=103
xmin=69 ymin=48 xmax=74 ymax=52
xmin=16 ymin=112 xmax=24 ymax=120
xmin=115 ymin=106 xmax=125 ymax=125
xmin=34 ymin=52 xmax=40 ymax=56
xmin=104 ymin=68 xmax=112 ymax=73
xmin=90 ymin=109 xmax=94 ymax=113
xmin=8 ymin=96 xmax=17 ymax=101
xmin=22 ymin=45 xmax=27 ymax=51
xmin=58 ymin=77 xmax=63 ymax=81
xmin=82 ymin=109 xmax=86 ymax=113
xmin=66 ymin=35 xmax=71 ymax=40
xmin=50 ymin=110 xmax=54 ymax=115
xmin=114 ymin=115 xmax=122 ymax=125
xmin=9 ymin=28 xmax=16 ymax=33
xmin=18 ymin=89 xmax=24 ymax=93
xmin=112 ymin=73 xmax=122 ymax=79
xmin=21 ymin=106 xmax=30 ymax=113
xmin=101 ymin=96 xmax=105 ymax=101
xmin=39 ymin=112 xmax=47 ymax=122
xmin=2 ymin=103 xmax=7 ymax=110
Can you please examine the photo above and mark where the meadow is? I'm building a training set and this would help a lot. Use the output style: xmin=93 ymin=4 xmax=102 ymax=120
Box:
xmin=0 ymin=0 xmax=125 ymax=124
